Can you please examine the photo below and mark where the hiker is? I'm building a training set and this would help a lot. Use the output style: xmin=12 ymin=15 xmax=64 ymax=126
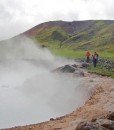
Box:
xmin=92 ymin=52 xmax=99 ymax=67
xmin=86 ymin=51 xmax=91 ymax=63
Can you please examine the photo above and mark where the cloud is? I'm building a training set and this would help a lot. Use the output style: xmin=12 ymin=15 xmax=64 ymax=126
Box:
xmin=0 ymin=0 xmax=114 ymax=40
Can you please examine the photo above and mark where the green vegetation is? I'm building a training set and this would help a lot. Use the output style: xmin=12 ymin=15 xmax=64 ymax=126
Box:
xmin=50 ymin=48 xmax=85 ymax=59
xmin=50 ymin=48 xmax=114 ymax=78
xmin=32 ymin=20 xmax=114 ymax=78
xmin=34 ymin=21 xmax=114 ymax=52
xmin=35 ymin=26 xmax=69 ymax=44
xmin=50 ymin=47 xmax=114 ymax=60
xmin=88 ymin=65 xmax=114 ymax=78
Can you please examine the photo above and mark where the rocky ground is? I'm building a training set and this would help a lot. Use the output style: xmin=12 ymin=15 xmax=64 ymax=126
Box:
xmin=2 ymin=65 xmax=114 ymax=130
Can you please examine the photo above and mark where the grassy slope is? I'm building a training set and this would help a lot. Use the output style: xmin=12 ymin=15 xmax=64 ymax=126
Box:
xmin=88 ymin=65 xmax=114 ymax=78
xmin=33 ymin=21 xmax=114 ymax=78
xmin=34 ymin=20 xmax=114 ymax=52
xmin=63 ymin=21 xmax=114 ymax=51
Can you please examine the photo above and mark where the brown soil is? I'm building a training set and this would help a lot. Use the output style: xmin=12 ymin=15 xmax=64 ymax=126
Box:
xmin=2 ymin=74 xmax=114 ymax=130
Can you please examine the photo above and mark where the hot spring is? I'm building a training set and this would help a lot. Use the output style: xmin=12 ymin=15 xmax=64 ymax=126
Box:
xmin=0 ymin=37 xmax=91 ymax=128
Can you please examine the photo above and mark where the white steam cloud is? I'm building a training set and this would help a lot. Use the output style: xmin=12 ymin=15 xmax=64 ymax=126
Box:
xmin=0 ymin=37 xmax=91 ymax=128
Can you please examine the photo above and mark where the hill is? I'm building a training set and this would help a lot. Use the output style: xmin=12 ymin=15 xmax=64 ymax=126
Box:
xmin=22 ymin=20 xmax=114 ymax=52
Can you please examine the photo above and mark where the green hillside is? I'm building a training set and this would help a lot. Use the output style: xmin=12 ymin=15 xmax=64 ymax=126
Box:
xmin=35 ymin=26 xmax=69 ymax=46
xmin=1 ymin=20 xmax=113 ymax=59
xmin=33 ymin=21 xmax=114 ymax=53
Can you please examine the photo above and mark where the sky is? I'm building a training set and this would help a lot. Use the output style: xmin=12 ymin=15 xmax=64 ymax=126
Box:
xmin=0 ymin=0 xmax=114 ymax=40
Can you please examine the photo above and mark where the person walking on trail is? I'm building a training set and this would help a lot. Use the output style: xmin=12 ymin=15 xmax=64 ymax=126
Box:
xmin=92 ymin=52 xmax=99 ymax=67
xmin=86 ymin=51 xmax=91 ymax=63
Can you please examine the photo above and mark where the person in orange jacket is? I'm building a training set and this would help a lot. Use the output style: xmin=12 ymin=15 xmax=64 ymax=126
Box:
xmin=86 ymin=51 xmax=91 ymax=63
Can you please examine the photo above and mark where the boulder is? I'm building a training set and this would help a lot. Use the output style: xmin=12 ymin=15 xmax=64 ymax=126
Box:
xmin=50 ymin=118 xmax=54 ymax=121
xmin=108 ymin=112 xmax=114 ymax=121
xmin=75 ymin=118 xmax=114 ymax=130
xmin=96 ymin=119 xmax=114 ymax=130
xmin=59 ymin=65 xmax=76 ymax=73
xmin=52 ymin=64 xmax=84 ymax=76
xmin=81 ymin=62 xmax=90 ymax=68
xmin=53 ymin=65 xmax=76 ymax=73
xmin=75 ymin=121 xmax=107 ymax=130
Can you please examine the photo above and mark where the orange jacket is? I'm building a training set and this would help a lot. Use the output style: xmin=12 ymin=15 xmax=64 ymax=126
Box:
xmin=86 ymin=51 xmax=91 ymax=57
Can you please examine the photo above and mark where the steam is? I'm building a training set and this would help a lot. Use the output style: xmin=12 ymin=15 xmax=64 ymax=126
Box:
xmin=0 ymin=37 xmax=90 ymax=128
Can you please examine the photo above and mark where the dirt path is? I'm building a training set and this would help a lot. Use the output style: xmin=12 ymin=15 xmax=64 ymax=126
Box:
xmin=2 ymin=74 xmax=114 ymax=130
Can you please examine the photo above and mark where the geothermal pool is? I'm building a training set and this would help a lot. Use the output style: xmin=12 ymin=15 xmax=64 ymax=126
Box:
xmin=0 ymin=37 xmax=90 ymax=128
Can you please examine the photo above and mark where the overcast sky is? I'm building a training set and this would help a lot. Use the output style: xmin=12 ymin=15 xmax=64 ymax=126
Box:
xmin=0 ymin=0 xmax=114 ymax=40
